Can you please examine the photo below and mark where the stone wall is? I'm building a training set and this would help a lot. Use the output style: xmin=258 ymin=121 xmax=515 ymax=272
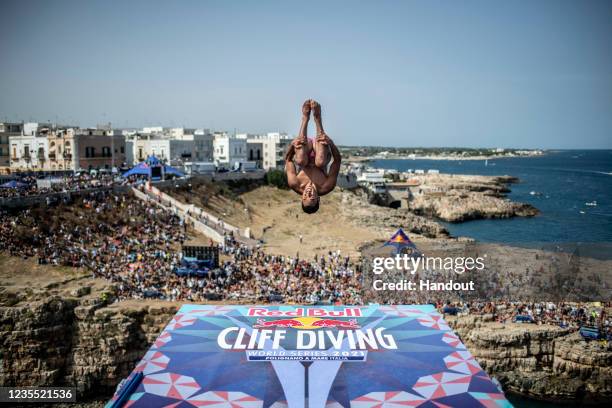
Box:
xmin=0 ymin=293 xmax=177 ymax=399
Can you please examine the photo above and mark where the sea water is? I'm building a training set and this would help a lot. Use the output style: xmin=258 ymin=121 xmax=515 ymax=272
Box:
xmin=372 ymin=150 xmax=612 ymax=246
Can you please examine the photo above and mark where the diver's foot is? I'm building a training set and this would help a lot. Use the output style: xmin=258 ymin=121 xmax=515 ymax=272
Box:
xmin=310 ymin=100 xmax=321 ymax=121
xmin=302 ymin=99 xmax=312 ymax=119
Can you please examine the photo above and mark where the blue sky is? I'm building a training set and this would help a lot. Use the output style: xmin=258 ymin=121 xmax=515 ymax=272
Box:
xmin=1 ymin=0 xmax=611 ymax=149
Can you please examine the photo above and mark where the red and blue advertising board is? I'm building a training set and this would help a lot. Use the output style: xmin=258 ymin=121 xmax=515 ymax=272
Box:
xmin=107 ymin=305 xmax=511 ymax=407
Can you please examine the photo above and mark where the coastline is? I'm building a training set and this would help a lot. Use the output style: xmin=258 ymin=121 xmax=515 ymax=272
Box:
xmin=345 ymin=152 xmax=546 ymax=162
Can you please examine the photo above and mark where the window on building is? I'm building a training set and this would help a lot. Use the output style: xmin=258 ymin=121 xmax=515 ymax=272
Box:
xmin=24 ymin=145 xmax=30 ymax=158
xmin=12 ymin=146 xmax=17 ymax=159
xmin=120 ymin=146 xmax=125 ymax=154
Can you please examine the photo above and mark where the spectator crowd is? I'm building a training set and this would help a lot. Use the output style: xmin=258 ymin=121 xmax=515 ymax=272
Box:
xmin=0 ymin=189 xmax=608 ymax=334
xmin=0 ymin=190 xmax=361 ymax=304
xmin=0 ymin=172 xmax=146 ymax=199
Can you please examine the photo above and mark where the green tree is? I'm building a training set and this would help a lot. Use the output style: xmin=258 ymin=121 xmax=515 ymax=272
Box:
xmin=266 ymin=169 xmax=288 ymax=189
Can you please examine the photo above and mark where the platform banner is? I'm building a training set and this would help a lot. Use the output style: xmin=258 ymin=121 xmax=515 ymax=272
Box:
xmin=107 ymin=305 xmax=511 ymax=408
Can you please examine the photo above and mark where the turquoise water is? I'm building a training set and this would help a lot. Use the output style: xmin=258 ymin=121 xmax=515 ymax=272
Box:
xmin=372 ymin=150 xmax=612 ymax=244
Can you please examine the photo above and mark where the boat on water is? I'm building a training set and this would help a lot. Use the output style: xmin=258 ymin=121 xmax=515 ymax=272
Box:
xmin=529 ymin=191 xmax=543 ymax=196
xmin=585 ymin=201 xmax=598 ymax=206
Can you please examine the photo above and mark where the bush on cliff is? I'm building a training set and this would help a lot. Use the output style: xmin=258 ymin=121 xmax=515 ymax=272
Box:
xmin=266 ymin=169 xmax=288 ymax=189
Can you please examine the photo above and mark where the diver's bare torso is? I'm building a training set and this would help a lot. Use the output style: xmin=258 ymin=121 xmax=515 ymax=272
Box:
xmin=293 ymin=157 xmax=333 ymax=196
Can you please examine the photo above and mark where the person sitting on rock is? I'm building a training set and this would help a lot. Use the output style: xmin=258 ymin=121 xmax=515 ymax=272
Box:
xmin=284 ymin=99 xmax=342 ymax=214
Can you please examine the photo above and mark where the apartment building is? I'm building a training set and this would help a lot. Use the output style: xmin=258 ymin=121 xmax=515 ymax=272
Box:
xmin=0 ymin=122 xmax=23 ymax=170
xmin=213 ymin=133 xmax=247 ymax=169
xmin=73 ymin=128 xmax=127 ymax=170
xmin=127 ymin=134 xmax=195 ymax=165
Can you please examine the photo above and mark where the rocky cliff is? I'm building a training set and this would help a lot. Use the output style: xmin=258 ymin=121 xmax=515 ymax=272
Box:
xmin=446 ymin=314 xmax=612 ymax=404
xmin=0 ymin=288 xmax=177 ymax=400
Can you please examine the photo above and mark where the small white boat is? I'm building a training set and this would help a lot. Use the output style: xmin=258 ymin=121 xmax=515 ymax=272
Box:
xmin=579 ymin=210 xmax=586 ymax=214
xmin=585 ymin=201 xmax=597 ymax=206
xmin=529 ymin=191 xmax=542 ymax=196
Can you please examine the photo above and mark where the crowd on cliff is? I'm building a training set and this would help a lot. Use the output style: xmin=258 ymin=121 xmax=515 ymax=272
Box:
xmin=0 ymin=172 xmax=132 ymax=198
xmin=217 ymin=234 xmax=361 ymax=304
xmin=0 ymin=191 xmax=361 ymax=304
xmin=0 ymin=190 xmax=607 ymax=333
xmin=438 ymin=300 xmax=611 ymax=336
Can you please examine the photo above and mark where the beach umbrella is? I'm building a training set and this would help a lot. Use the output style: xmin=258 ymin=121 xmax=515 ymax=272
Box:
xmin=382 ymin=228 xmax=422 ymax=256
xmin=351 ymin=391 xmax=426 ymax=407
xmin=142 ymin=372 xmax=200 ymax=400
xmin=186 ymin=391 xmax=262 ymax=408
xmin=443 ymin=351 xmax=482 ymax=375
xmin=135 ymin=351 xmax=169 ymax=375
xmin=412 ymin=372 xmax=472 ymax=399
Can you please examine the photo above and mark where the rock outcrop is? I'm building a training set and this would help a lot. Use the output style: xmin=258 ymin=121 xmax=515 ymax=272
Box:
xmin=0 ymin=291 xmax=177 ymax=400
xmin=341 ymin=189 xmax=449 ymax=239
xmin=410 ymin=192 xmax=538 ymax=222
xmin=406 ymin=174 xmax=539 ymax=222
xmin=446 ymin=314 xmax=612 ymax=404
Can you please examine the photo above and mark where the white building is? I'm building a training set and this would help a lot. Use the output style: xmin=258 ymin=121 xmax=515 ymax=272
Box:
xmin=169 ymin=127 xmax=196 ymax=140
xmin=127 ymin=135 xmax=194 ymax=165
xmin=142 ymin=126 xmax=164 ymax=134
xmin=213 ymin=133 xmax=247 ymax=169
xmin=242 ymin=132 xmax=291 ymax=170
xmin=9 ymin=123 xmax=50 ymax=170
xmin=357 ymin=169 xmax=386 ymax=184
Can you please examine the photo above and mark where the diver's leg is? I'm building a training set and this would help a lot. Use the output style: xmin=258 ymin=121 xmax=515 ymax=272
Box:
xmin=311 ymin=100 xmax=331 ymax=169
xmin=294 ymin=100 xmax=313 ymax=168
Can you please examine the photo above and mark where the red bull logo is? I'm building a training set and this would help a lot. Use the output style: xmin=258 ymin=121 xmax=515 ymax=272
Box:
xmin=254 ymin=318 xmax=305 ymax=328
xmin=311 ymin=318 xmax=360 ymax=329
xmin=253 ymin=317 xmax=360 ymax=330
